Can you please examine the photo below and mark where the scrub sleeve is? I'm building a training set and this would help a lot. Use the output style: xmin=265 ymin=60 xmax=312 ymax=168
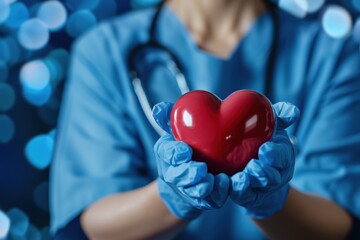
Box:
xmin=291 ymin=36 xmax=360 ymax=228
xmin=50 ymin=25 xmax=151 ymax=237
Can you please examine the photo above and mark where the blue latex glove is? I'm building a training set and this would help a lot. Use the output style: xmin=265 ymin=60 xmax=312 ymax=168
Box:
xmin=230 ymin=102 xmax=300 ymax=219
xmin=153 ymin=102 xmax=230 ymax=220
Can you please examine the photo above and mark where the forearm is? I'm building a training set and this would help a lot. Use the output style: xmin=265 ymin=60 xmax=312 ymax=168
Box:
xmin=80 ymin=180 xmax=188 ymax=240
xmin=253 ymin=187 xmax=352 ymax=240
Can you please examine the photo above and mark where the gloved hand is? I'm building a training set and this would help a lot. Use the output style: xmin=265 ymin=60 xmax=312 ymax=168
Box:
xmin=153 ymin=102 xmax=230 ymax=220
xmin=230 ymin=102 xmax=300 ymax=219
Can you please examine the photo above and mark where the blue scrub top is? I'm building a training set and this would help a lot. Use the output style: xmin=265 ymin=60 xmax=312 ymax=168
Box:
xmin=50 ymin=5 xmax=360 ymax=239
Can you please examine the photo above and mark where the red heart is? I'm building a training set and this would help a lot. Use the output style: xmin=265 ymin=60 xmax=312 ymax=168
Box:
xmin=170 ymin=90 xmax=275 ymax=176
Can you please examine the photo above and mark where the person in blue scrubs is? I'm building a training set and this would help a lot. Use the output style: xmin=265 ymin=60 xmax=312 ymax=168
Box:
xmin=50 ymin=0 xmax=360 ymax=239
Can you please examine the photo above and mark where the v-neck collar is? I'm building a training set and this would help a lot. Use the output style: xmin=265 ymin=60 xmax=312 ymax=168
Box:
xmin=154 ymin=5 xmax=275 ymax=95
xmin=157 ymin=5 xmax=273 ymax=63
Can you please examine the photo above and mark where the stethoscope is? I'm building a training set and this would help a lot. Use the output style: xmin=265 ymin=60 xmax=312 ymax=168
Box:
xmin=127 ymin=0 xmax=279 ymax=136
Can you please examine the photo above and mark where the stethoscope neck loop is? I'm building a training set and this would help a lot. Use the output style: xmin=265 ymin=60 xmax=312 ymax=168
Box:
xmin=264 ymin=0 xmax=279 ymax=99
xmin=150 ymin=0 xmax=167 ymax=41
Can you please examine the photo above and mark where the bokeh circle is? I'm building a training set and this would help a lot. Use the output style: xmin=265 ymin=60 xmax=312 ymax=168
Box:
xmin=322 ymin=5 xmax=353 ymax=39
xmin=0 ymin=114 xmax=15 ymax=143
xmin=37 ymin=1 xmax=67 ymax=31
xmin=66 ymin=10 xmax=97 ymax=38
xmin=0 ymin=210 xmax=10 ymax=239
xmin=18 ymin=18 xmax=50 ymax=50
xmin=0 ymin=82 xmax=16 ymax=111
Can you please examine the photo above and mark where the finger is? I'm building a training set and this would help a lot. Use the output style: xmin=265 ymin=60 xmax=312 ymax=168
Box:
xmin=184 ymin=173 xmax=230 ymax=210
xmin=230 ymin=172 xmax=257 ymax=206
xmin=279 ymin=159 xmax=295 ymax=184
xmin=273 ymin=102 xmax=300 ymax=130
xmin=244 ymin=159 xmax=281 ymax=188
xmin=258 ymin=140 xmax=293 ymax=169
xmin=164 ymin=161 xmax=208 ymax=187
xmin=182 ymin=174 xmax=214 ymax=199
xmin=205 ymin=173 xmax=230 ymax=208
xmin=154 ymin=134 xmax=192 ymax=165
xmin=152 ymin=102 xmax=174 ymax=133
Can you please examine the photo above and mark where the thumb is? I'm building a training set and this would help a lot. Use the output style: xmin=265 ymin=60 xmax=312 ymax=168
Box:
xmin=152 ymin=102 xmax=174 ymax=134
xmin=273 ymin=102 xmax=300 ymax=130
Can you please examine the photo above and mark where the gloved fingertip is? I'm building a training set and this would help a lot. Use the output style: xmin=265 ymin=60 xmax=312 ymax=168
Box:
xmin=273 ymin=102 xmax=300 ymax=129
xmin=173 ymin=141 xmax=193 ymax=165
xmin=217 ymin=172 xmax=230 ymax=181
xmin=258 ymin=143 xmax=276 ymax=162
xmin=153 ymin=102 xmax=173 ymax=115
xmin=215 ymin=173 xmax=230 ymax=190
xmin=229 ymin=172 xmax=255 ymax=205
xmin=259 ymin=141 xmax=275 ymax=154
xmin=183 ymin=174 xmax=214 ymax=198
xmin=192 ymin=162 xmax=208 ymax=180
xmin=244 ymin=159 xmax=264 ymax=174
xmin=259 ymin=140 xmax=293 ymax=169
xmin=170 ymin=161 xmax=208 ymax=187
xmin=243 ymin=160 xmax=274 ymax=188
xmin=230 ymin=171 xmax=249 ymax=190
xmin=152 ymin=102 xmax=174 ymax=133
xmin=154 ymin=134 xmax=177 ymax=162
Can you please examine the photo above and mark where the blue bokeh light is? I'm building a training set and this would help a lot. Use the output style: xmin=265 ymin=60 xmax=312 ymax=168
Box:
xmin=0 ymin=114 xmax=15 ymax=143
xmin=7 ymin=208 xmax=29 ymax=238
xmin=0 ymin=61 xmax=7 ymax=82
xmin=279 ymin=0 xmax=307 ymax=18
xmin=352 ymin=0 xmax=360 ymax=12
xmin=0 ymin=37 xmax=16 ymax=64
xmin=37 ymin=1 xmax=67 ymax=31
xmin=354 ymin=18 xmax=360 ymax=43
xmin=0 ymin=210 xmax=10 ymax=239
xmin=131 ymin=0 xmax=161 ymax=9
xmin=93 ymin=0 xmax=117 ymax=20
xmin=44 ymin=57 xmax=63 ymax=83
xmin=44 ymin=48 xmax=69 ymax=82
xmin=322 ymin=5 xmax=353 ymax=39
xmin=294 ymin=0 xmax=324 ymax=13
xmin=25 ymin=134 xmax=54 ymax=170
xmin=0 ymin=38 xmax=11 ymax=63
xmin=33 ymin=182 xmax=49 ymax=212
xmin=48 ymin=48 xmax=70 ymax=65
xmin=0 ymin=37 xmax=25 ymax=63
xmin=66 ymin=10 xmax=97 ymax=38
xmin=22 ymin=83 xmax=52 ymax=106
xmin=0 ymin=82 xmax=16 ymax=111
xmin=66 ymin=0 xmax=100 ymax=11
xmin=25 ymin=224 xmax=41 ymax=240
xmin=20 ymin=60 xmax=50 ymax=91
xmin=1 ymin=37 xmax=22 ymax=64
xmin=4 ymin=2 xmax=29 ymax=29
xmin=20 ymin=60 xmax=52 ymax=106
xmin=0 ymin=2 xmax=10 ymax=23
xmin=18 ymin=18 xmax=50 ymax=50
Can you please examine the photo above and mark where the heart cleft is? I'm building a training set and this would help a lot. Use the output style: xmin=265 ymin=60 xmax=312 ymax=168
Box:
xmin=170 ymin=90 xmax=275 ymax=176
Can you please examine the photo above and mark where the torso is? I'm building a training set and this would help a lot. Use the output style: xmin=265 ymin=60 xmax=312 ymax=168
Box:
xmin=88 ymin=6 xmax=360 ymax=239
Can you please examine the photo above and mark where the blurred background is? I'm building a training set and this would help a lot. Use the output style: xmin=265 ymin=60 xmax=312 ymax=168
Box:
xmin=0 ymin=0 xmax=359 ymax=239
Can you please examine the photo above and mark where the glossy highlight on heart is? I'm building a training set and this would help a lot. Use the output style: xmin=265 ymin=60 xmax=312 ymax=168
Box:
xmin=170 ymin=90 xmax=275 ymax=176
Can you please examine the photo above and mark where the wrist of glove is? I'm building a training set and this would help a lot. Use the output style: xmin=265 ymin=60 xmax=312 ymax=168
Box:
xmin=157 ymin=178 xmax=203 ymax=220
xmin=230 ymin=102 xmax=300 ymax=219
xmin=153 ymin=102 xmax=230 ymax=221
